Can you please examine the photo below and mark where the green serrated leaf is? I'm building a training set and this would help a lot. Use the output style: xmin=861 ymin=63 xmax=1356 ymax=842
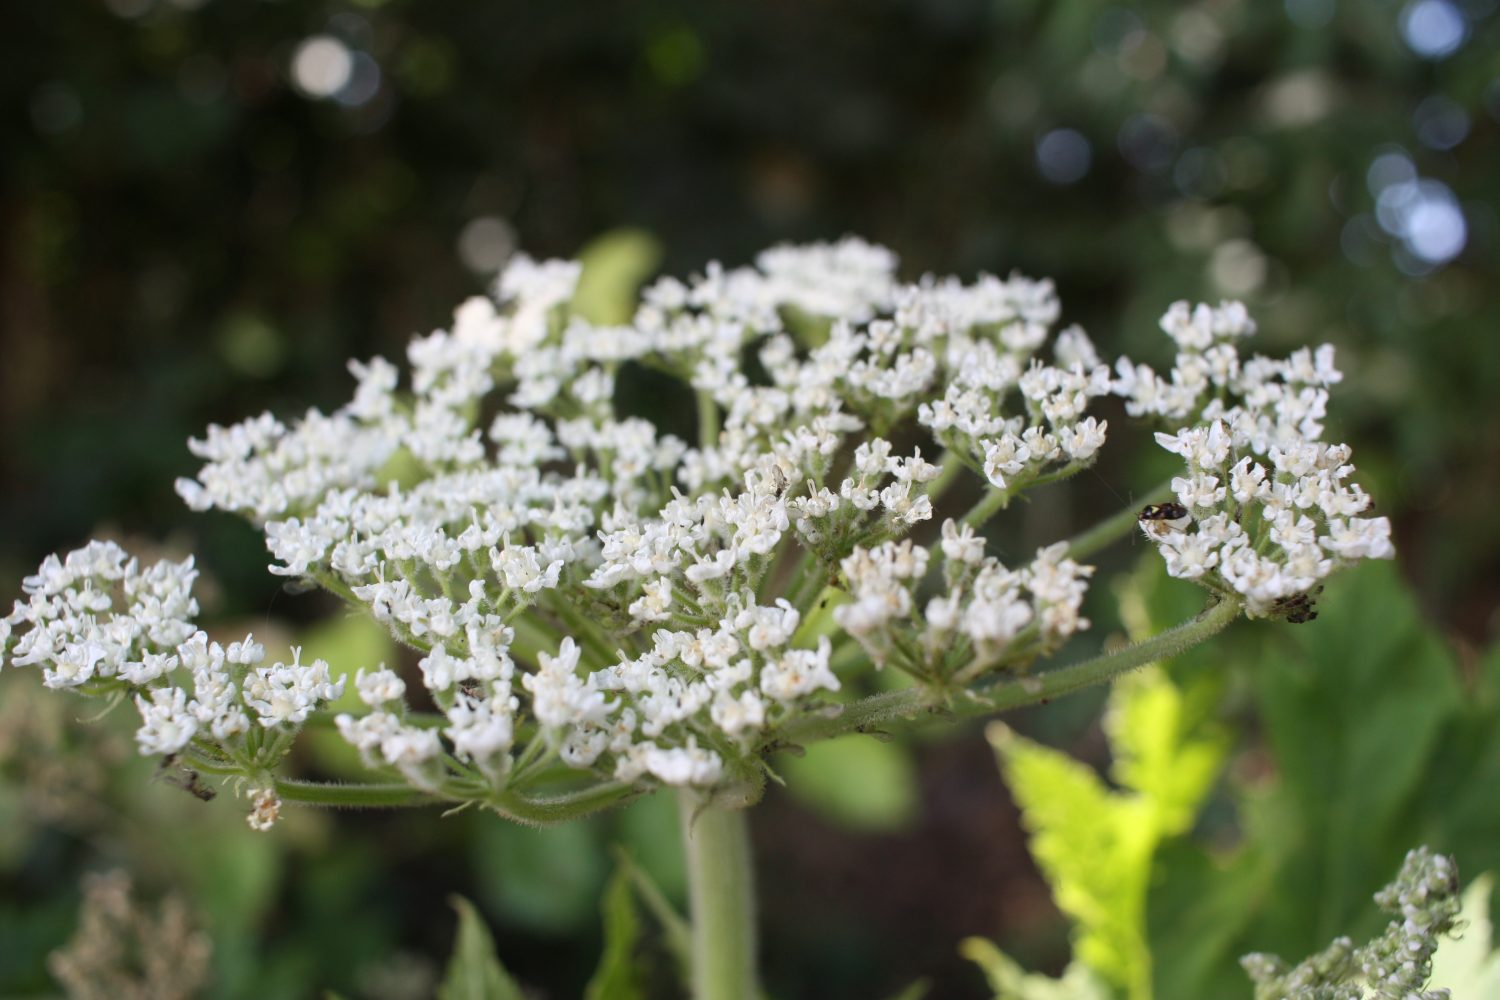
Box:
xmin=990 ymin=650 xmax=1226 ymax=1000
xmin=990 ymin=721 xmax=1148 ymax=996
xmin=584 ymin=867 xmax=645 ymax=1000
xmin=437 ymin=896 xmax=524 ymax=1000
xmin=1402 ymin=638 xmax=1500 ymax=890
xmin=782 ymin=734 xmax=918 ymax=832
xmin=960 ymin=936 xmax=1113 ymax=1000
xmin=1106 ymin=666 xmax=1228 ymax=838
xmin=1147 ymin=561 xmax=1499 ymax=997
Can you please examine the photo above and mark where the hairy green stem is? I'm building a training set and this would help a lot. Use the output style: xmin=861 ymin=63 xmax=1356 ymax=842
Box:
xmin=492 ymin=781 xmax=640 ymax=825
xmin=274 ymin=778 xmax=439 ymax=808
xmin=775 ymin=596 xmax=1241 ymax=746
xmin=679 ymin=792 xmax=758 ymax=1000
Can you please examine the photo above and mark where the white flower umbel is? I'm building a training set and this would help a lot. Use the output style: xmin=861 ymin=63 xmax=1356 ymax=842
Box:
xmin=2 ymin=240 xmax=1392 ymax=830
xmin=1121 ymin=302 xmax=1393 ymax=619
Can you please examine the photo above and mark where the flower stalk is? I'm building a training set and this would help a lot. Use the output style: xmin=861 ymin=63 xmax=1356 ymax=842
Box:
xmin=679 ymin=791 xmax=759 ymax=1000
xmin=777 ymin=595 xmax=1241 ymax=747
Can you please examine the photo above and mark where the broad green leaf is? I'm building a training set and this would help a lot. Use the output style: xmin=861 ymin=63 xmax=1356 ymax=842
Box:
xmin=1403 ymin=639 xmax=1500 ymax=885
xmin=1430 ymin=874 xmax=1500 ymax=1000
xmin=1247 ymin=561 xmax=1462 ymax=951
xmin=471 ymin=813 xmax=607 ymax=934
xmin=616 ymin=792 xmax=687 ymax=904
xmin=781 ymin=734 xmax=918 ymax=832
xmin=437 ymin=896 xmax=524 ymax=1000
xmin=1147 ymin=840 xmax=1270 ymax=1000
xmin=584 ymin=867 xmax=645 ymax=1000
xmin=960 ymin=937 xmax=1112 ymax=1000
xmin=571 ymin=228 xmax=663 ymax=325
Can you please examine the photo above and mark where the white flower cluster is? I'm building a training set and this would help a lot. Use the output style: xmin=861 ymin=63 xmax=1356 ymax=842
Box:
xmin=1 ymin=541 xmax=342 ymax=757
xmin=1122 ymin=301 xmax=1393 ymax=617
xmin=835 ymin=530 xmax=1092 ymax=673
xmin=2 ymin=239 xmax=1392 ymax=808
xmin=160 ymin=239 xmax=1103 ymax=792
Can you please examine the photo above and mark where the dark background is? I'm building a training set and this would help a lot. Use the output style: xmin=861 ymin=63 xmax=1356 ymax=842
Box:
xmin=2 ymin=1 xmax=1497 ymax=998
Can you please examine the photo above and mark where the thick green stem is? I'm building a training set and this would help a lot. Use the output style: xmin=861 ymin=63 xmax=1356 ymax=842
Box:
xmin=776 ymin=595 xmax=1241 ymax=746
xmin=679 ymin=791 xmax=758 ymax=1000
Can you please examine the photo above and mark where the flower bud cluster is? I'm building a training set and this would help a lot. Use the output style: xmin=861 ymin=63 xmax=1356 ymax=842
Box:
xmin=1242 ymin=846 xmax=1459 ymax=1000
xmin=1123 ymin=302 xmax=1393 ymax=617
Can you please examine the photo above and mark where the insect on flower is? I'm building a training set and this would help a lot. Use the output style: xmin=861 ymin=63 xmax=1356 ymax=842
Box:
xmin=1138 ymin=502 xmax=1191 ymax=532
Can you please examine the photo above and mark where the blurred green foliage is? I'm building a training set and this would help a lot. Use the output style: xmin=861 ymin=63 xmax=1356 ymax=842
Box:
xmin=435 ymin=897 xmax=524 ymax=1000
xmin=1148 ymin=558 xmax=1500 ymax=998
xmin=3 ymin=0 xmax=1499 ymax=997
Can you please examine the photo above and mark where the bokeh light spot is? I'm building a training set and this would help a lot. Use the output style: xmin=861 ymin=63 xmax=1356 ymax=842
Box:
xmin=1035 ymin=129 xmax=1092 ymax=185
xmin=334 ymin=52 xmax=382 ymax=108
xmin=1399 ymin=0 xmax=1467 ymax=60
xmin=1209 ymin=239 xmax=1268 ymax=296
xmin=1413 ymin=95 xmax=1469 ymax=150
xmin=1405 ymin=194 xmax=1466 ymax=264
xmin=1366 ymin=150 xmax=1415 ymax=196
xmin=291 ymin=35 xmax=355 ymax=99
xmin=458 ymin=217 xmax=517 ymax=275
xmin=1117 ymin=113 xmax=1177 ymax=172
